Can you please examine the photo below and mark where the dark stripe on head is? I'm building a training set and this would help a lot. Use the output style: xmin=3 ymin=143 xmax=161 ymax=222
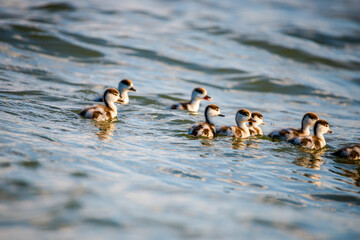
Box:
xmin=315 ymin=119 xmax=329 ymax=128
xmin=251 ymin=112 xmax=263 ymax=119
xmin=237 ymin=109 xmax=250 ymax=117
xmin=105 ymin=88 xmax=120 ymax=96
xmin=301 ymin=112 xmax=318 ymax=130
xmin=121 ymin=79 xmax=132 ymax=86
xmin=194 ymin=87 xmax=206 ymax=94
xmin=206 ymin=104 xmax=220 ymax=111
xmin=304 ymin=112 xmax=319 ymax=120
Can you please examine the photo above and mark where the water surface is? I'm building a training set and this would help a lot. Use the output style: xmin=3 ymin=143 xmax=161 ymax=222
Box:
xmin=0 ymin=0 xmax=360 ymax=239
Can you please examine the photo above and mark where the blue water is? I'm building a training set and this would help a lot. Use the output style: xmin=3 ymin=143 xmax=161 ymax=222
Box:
xmin=0 ymin=0 xmax=360 ymax=239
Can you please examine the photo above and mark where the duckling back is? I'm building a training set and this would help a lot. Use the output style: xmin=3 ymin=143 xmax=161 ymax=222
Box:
xmin=332 ymin=145 xmax=360 ymax=160
xmin=189 ymin=123 xmax=215 ymax=138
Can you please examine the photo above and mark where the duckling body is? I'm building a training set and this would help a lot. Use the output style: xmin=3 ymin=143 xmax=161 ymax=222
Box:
xmin=81 ymin=88 xmax=120 ymax=121
xmin=269 ymin=112 xmax=319 ymax=141
xmin=248 ymin=112 xmax=265 ymax=136
xmin=217 ymin=109 xmax=255 ymax=138
xmin=169 ymin=87 xmax=212 ymax=112
xmin=332 ymin=144 xmax=360 ymax=160
xmin=290 ymin=119 xmax=333 ymax=150
xmin=95 ymin=79 xmax=137 ymax=104
xmin=188 ymin=104 xmax=225 ymax=138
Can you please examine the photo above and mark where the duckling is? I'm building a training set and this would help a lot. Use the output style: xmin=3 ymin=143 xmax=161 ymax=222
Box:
xmin=169 ymin=87 xmax=212 ymax=112
xmin=268 ymin=112 xmax=319 ymax=141
xmin=80 ymin=88 xmax=120 ymax=121
xmin=95 ymin=79 xmax=137 ymax=104
xmin=188 ymin=104 xmax=225 ymax=138
xmin=248 ymin=112 xmax=265 ymax=136
xmin=217 ymin=109 xmax=256 ymax=138
xmin=290 ymin=119 xmax=333 ymax=149
xmin=332 ymin=144 xmax=360 ymax=160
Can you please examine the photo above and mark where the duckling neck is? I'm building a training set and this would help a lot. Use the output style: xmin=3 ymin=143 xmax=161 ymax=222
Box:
xmin=189 ymin=98 xmax=201 ymax=112
xmin=119 ymin=89 xmax=129 ymax=103
xmin=314 ymin=129 xmax=325 ymax=141
xmin=104 ymin=99 xmax=117 ymax=114
xmin=238 ymin=121 xmax=250 ymax=135
xmin=205 ymin=112 xmax=215 ymax=125
xmin=301 ymin=124 xmax=311 ymax=135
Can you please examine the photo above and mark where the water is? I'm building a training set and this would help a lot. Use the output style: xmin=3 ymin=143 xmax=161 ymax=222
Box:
xmin=0 ymin=0 xmax=360 ymax=239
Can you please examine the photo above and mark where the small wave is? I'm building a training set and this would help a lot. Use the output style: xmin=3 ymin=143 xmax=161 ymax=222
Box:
xmin=227 ymin=75 xmax=338 ymax=98
xmin=189 ymin=24 xmax=233 ymax=36
xmin=0 ymin=23 xmax=103 ymax=59
xmin=159 ymin=167 xmax=206 ymax=181
xmin=304 ymin=193 xmax=360 ymax=205
xmin=284 ymin=27 xmax=360 ymax=49
xmin=30 ymin=2 xmax=76 ymax=12
xmin=234 ymin=37 xmax=360 ymax=70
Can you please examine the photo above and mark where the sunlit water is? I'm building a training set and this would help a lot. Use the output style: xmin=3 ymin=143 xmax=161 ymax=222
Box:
xmin=0 ymin=0 xmax=360 ymax=239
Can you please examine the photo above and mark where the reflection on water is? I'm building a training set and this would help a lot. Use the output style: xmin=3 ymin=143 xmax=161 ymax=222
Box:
xmin=231 ymin=138 xmax=262 ymax=150
xmin=293 ymin=149 xmax=326 ymax=171
xmin=333 ymin=165 xmax=360 ymax=187
xmin=93 ymin=121 xmax=117 ymax=141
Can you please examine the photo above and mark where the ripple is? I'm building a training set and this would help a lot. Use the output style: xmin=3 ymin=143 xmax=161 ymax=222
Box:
xmin=0 ymin=179 xmax=40 ymax=200
xmin=30 ymin=2 xmax=76 ymax=12
xmin=19 ymin=160 xmax=40 ymax=169
xmin=234 ymin=37 xmax=360 ymax=70
xmin=304 ymin=193 xmax=360 ymax=205
xmin=0 ymin=23 xmax=103 ymax=58
xmin=159 ymin=167 xmax=206 ymax=181
xmin=259 ymin=196 xmax=306 ymax=207
xmin=84 ymin=218 xmax=123 ymax=228
xmin=228 ymin=75 xmax=339 ymax=98
xmin=0 ymin=65 xmax=92 ymax=87
xmin=189 ymin=24 xmax=233 ymax=36
xmin=217 ymin=177 xmax=268 ymax=190
xmin=284 ymin=27 xmax=360 ymax=48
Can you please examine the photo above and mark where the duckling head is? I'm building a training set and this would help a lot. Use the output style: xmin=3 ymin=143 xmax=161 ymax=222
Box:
xmin=235 ymin=109 xmax=255 ymax=125
xmin=251 ymin=112 xmax=265 ymax=126
xmin=192 ymin=87 xmax=212 ymax=101
xmin=205 ymin=104 xmax=225 ymax=120
xmin=301 ymin=112 xmax=319 ymax=129
xmin=314 ymin=119 xmax=333 ymax=136
xmin=118 ymin=79 xmax=137 ymax=92
xmin=103 ymin=88 xmax=120 ymax=103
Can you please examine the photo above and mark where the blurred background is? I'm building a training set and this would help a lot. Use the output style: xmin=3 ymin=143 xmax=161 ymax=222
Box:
xmin=0 ymin=0 xmax=359 ymax=239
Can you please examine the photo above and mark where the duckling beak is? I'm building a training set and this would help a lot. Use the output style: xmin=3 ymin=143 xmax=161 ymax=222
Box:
xmin=328 ymin=129 xmax=333 ymax=133
xmin=261 ymin=122 xmax=266 ymax=125
xmin=249 ymin=118 xmax=256 ymax=123
xmin=129 ymin=87 xmax=138 ymax=92
xmin=218 ymin=114 xmax=225 ymax=117
xmin=117 ymin=99 xmax=125 ymax=103
xmin=204 ymin=95 xmax=212 ymax=101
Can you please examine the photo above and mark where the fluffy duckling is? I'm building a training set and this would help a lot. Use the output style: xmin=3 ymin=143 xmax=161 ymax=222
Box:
xmin=332 ymin=144 xmax=360 ymax=160
xmin=248 ymin=112 xmax=265 ymax=136
xmin=80 ymin=88 xmax=120 ymax=121
xmin=217 ymin=109 xmax=256 ymax=138
xmin=188 ymin=104 xmax=225 ymax=138
xmin=268 ymin=112 xmax=319 ymax=141
xmin=169 ymin=87 xmax=212 ymax=112
xmin=95 ymin=79 xmax=137 ymax=104
xmin=290 ymin=119 xmax=333 ymax=149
